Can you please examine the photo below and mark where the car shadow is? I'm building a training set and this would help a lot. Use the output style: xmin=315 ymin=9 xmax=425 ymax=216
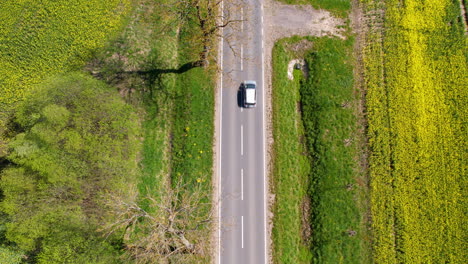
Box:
xmin=237 ymin=84 xmax=244 ymax=108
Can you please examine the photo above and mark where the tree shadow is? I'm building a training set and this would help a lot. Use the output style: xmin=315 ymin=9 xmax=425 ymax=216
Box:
xmin=88 ymin=57 xmax=201 ymax=112
xmin=135 ymin=61 xmax=199 ymax=76
xmin=111 ymin=61 xmax=198 ymax=87
xmin=122 ymin=61 xmax=200 ymax=105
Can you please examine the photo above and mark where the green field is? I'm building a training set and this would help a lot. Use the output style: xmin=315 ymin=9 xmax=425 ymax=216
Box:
xmin=271 ymin=35 xmax=370 ymax=263
xmin=362 ymin=0 xmax=467 ymax=262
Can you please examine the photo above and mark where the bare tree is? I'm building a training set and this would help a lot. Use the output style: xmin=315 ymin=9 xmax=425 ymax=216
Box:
xmin=162 ymin=0 xmax=245 ymax=68
xmin=101 ymin=181 xmax=213 ymax=263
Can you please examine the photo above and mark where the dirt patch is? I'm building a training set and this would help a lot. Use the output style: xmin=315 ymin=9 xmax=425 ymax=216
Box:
xmin=301 ymin=196 xmax=312 ymax=244
xmin=267 ymin=1 xmax=346 ymax=41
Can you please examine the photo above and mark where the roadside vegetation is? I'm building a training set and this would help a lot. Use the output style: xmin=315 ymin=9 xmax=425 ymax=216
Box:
xmin=0 ymin=0 xmax=216 ymax=263
xmin=271 ymin=38 xmax=312 ymax=263
xmin=271 ymin=34 xmax=370 ymax=263
xmin=362 ymin=0 xmax=467 ymax=262
xmin=87 ymin=1 xmax=215 ymax=261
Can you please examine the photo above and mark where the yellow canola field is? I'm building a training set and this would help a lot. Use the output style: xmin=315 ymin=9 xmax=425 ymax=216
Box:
xmin=364 ymin=0 xmax=467 ymax=263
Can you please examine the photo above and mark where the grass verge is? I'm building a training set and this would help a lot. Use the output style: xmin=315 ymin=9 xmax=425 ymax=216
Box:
xmin=271 ymin=35 xmax=371 ymax=263
xmin=271 ymin=38 xmax=312 ymax=264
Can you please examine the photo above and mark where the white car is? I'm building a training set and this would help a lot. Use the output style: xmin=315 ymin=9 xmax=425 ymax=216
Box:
xmin=243 ymin=80 xmax=257 ymax=108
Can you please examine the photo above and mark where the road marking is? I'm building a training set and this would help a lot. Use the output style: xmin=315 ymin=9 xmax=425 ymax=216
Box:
xmin=241 ymin=125 xmax=244 ymax=156
xmin=219 ymin=1 xmax=224 ymax=263
xmin=240 ymin=45 xmax=243 ymax=71
xmin=241 ymin=169 xmax=244 ymax=200
xmin=241 ymin=216 xmax=244 ymax=249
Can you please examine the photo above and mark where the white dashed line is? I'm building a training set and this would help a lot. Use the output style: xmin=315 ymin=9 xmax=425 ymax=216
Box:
xmin=241 ymin=216 xmax=244 ymax=249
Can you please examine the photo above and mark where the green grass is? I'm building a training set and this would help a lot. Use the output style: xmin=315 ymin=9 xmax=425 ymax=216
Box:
xmin=97 ymin=0 xmax=215 ymax=197
xmin=168 ymin=14 xmax=215 ymax=264
xmin=122 ymin=0 xmax=180 ymax=205
xmin=301 ymin=36 xmax=370 ymax=264
xmin=271 ymin=36 xmax=371 ymax=263
xmin=271 ymin=38 xmax=313 ymax=264
xmin=84 ymin=0 xmax=179 ymax=211
xmin=172 ymin=22 xmax=215 ymax=189
xmin=172 ymin=67 xmax=214 ymax=189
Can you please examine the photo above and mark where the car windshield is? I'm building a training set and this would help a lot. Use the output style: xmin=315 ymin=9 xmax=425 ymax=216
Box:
xmin=246 ymin=84 xmax=255 ymax=89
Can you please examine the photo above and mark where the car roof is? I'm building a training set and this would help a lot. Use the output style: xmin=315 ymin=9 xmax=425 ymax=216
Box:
xmin=246 ymin=88 xmax=256 ymax=103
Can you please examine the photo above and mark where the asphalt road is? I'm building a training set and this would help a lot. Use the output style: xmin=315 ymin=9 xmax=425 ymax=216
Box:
xmin=219 ymin=0 xmax=267 ymax=263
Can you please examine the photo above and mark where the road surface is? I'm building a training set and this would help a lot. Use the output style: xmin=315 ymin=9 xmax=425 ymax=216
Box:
xmin=219 ymin=0 xmax=267 ymax=263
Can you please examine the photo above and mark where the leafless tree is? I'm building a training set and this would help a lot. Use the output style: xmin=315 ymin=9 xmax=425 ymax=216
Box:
xmin=161 ymin=0 xmax=246 ymax=68
xmin=101 ymin=181 xmax=213 ymax=263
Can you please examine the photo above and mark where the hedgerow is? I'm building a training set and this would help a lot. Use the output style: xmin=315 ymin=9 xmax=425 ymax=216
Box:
xmin=362 ymin=0 xmax=467 ymax=262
